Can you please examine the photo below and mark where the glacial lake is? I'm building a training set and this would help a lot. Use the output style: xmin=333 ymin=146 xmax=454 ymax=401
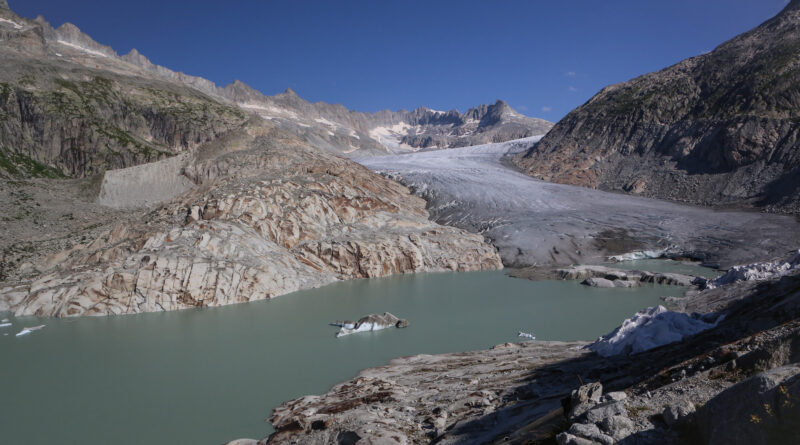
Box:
xmin=0 ymin=268 xmax=693 ymax=445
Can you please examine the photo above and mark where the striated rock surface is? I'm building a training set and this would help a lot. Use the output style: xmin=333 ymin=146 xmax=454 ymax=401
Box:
xmin=0 ymin=123 xmax=501 ymax=317
xmin=245 ymin=269 xmax=800 ymax=444
xmin=515 ymin=1 xmax=800 ymax=214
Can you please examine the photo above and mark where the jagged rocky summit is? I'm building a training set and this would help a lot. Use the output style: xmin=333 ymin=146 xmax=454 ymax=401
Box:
xmin=514 ymin=0 xmax=800 ymax=214
xmin=0 ymin=2 xmax=551 ymax=179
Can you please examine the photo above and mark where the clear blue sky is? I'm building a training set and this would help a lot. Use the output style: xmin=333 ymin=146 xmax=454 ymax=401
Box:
xmin=10 ymin=0 xmax=790 ymax=120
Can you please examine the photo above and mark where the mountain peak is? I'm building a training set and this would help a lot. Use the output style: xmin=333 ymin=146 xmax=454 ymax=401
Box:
xmin=284 ymin=87 xmax=298 ymax=97
xmin=0 ymin=0 xmax=9 ymax=11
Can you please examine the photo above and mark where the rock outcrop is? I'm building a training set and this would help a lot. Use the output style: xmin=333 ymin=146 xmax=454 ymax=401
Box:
xmin=0 ymin=123 xmax=502 ymax=317
xmin=241 ymin=267 xmax=800 ymax=444
xmin=0 ymin=10 xmax=248 ymax=178
xmin=0 ymin=4 xmax=551 ymax=172
xmin=554 ymin=265 xmax=696 ymax=288
xmin=697 ymin=364 xmax=800 ymax=445
xmin=514 ymin=1 xmax=800 ymax=214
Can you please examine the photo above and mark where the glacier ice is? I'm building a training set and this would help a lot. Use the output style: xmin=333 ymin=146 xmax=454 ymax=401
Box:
xmin=588 ymin=306 xmax=718 ymax=357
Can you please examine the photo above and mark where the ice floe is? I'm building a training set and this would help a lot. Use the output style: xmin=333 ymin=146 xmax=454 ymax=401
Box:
xmin=609 ymin=249 xmax=668 ymax=262
xmin=15 ymin=324 xmax=45 ymax=337
xmin=588 ymin=306 xmax=719 ymax=357
xmin=332 ymin=312 xmax=409 ymax=338
xmin=518 ymin=331 xmax=536 ymax=340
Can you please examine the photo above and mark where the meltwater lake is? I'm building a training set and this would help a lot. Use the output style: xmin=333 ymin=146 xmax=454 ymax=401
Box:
xmin=0 ymin=267 xmax=701 ymax=444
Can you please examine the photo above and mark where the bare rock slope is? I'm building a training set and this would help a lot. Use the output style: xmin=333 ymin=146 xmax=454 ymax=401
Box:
xmin=0 ymin=122 xmax=501 ymax=317
xmin=515 ymin=1 xmax=800 ymax=214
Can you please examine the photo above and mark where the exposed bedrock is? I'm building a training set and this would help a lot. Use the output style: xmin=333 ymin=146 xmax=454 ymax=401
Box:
xmin=0 ymin=125 xmax=501 ymax=317
xmin=247 ymin=270 xmax=800 ymax=444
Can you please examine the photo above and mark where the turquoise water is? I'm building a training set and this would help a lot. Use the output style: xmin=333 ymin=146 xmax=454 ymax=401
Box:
xmin=0 ymin=270 xmax=684 ymax=445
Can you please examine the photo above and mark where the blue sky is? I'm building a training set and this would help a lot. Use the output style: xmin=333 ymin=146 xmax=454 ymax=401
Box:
xmin=11 ymin=0 xmax=791 ymax=120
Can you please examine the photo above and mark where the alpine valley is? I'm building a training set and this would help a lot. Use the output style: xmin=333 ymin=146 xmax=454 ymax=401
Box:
xmin=0 ymin=1 xmax=799 ymax=445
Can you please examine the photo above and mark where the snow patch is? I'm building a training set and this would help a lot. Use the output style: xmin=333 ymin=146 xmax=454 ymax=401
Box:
xmin=237 ymin=102 xmax=298 ymax=119
xmin=705 ymin=249 xmax=800 ymax=289
xmin=0 ymin=17 xmax=23 ymax=30
xmin=56 ymin=40 xmax=109 ymax=58
xmin=588 ymin=306 xmax=719 ymax=357
xmin=369 ymin=122 xmax=420 ymax=152
xmin=0 ymin=322 xmax=11 ymax=328
xmin=314 ymin=117 xmax=338 ymax=128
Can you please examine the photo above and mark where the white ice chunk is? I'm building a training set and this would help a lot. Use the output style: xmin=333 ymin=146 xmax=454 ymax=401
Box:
xmin=0 ymin=322 xmax=11 ymax=328
xmin=705 ymin=249 xmax=800 ymax=289
xmin=518 ymin=331 xmax=536 ymax=339
xmin=588 ymin=306 xmax=718 ymax=357
xmin=333 ymin=312 xmax=408 ymax=338
xmin=15 ymin=324 xmax=45 ymax=337
xmin=609 ymin=249 xmax=668 ymax=262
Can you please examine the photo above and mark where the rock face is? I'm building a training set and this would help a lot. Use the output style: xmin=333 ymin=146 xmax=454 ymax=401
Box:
xmin=515 ymin=1 xmax=800 ymax=214
xmin=0 ymin=4 xmax=551 ymax=174
xmin=697 ymin=364 xmax=800 ymax=445
xmin=0 ymin=124 xmax=501 ymax=317
xmin=0 ymin=8 xmax=247 ymax=178
xmin=555 ymin=265 xmax=696 ymax=288
xmin=0 ymin=3 xmax=506 ymax=317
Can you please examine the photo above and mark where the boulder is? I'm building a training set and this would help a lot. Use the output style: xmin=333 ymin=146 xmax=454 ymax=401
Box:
xmin=556 ymin=432 xmax=603 ymax=445
xmin=582 ymin=277 xmax=615 ymax=288
xmin=697 ymin=364 xmax=800 ymax=445
xmin=662 ymin=398 xmax=695 ymax=427
xmin=599 ymin=415 xmax=634 ymax=440
xmin=567 ymin=423 xmax=614 ymax=445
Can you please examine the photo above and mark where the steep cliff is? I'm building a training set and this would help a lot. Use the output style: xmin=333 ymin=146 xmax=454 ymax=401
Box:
xmin=515 ymin=1 xmax=800 ymax=214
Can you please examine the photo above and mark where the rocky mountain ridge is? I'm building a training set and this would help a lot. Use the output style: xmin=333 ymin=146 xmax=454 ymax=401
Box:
xmin=514 ymin=0 xmax=800 ymax=214
xmin=0 ymin=2 xmax=503 ymax=316
xmin=0 ymin=2 xmax=550 ymax=175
